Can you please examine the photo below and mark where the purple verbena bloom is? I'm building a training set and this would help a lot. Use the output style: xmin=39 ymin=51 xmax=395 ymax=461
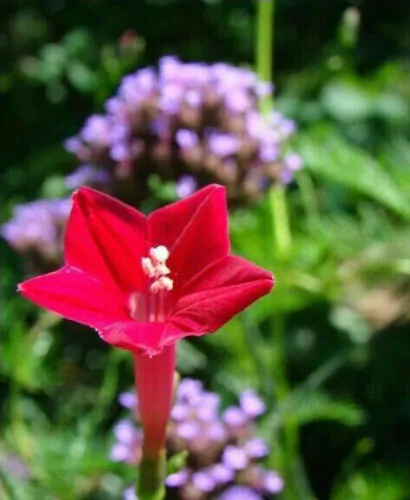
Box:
xmin=176 ymin=129 xmax=199 ymax=149
xmin=1 ymin=198 xmax=71 ymax=263
xmin=219 ymin=486 xmax=263 ymax=500
xmin=177 ymin=421 xmax=201 ymax=441
xmin=176 ymin=378 xmax=203 ymax=403
xmin=244 ymin=438 xmax=269 ymax=459
xmin=123 ymin=486 xmax=137 ymax=500
xmin=192 ymin=471 xmax=216 ymax=492
xmin=165 ymin=469 xmax=189 ymax=487
xmin=110 ymin=443 xmax=132 ymax=462
xmin=171 ymin=403 xmax=190 ymax=421
xmin=176 ymin=175 xmax=198 ymax=199
xmin=264 ymin=470 xmax=285 ymax=494
xmin=119 ymin=391 xmax=137 ymax=409
xmin=64 ymin=165 xmax=110 ymax=190
xmin=210 ymin=463 xmax=234 ymax=484
xmin=222 ymin=406 xmax=248 ymax=427
xmin=208 ymin=133 xmax=239 ymax=157
xmin=240 ymin=390 xmax=266 ymax=418
xmin=114 ymin=420 xmax=140 ymax=444
xmin=284 ymin=152 xmax=303 ymax=172
xmin=80 ymin=115 xmax=112 ymax=146
xmin=222 ymin=445 xmax=249 ymax=470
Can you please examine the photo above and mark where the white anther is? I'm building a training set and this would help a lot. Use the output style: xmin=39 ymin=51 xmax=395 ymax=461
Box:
xmin=150 ymin=276 xmax=174 ymax=294
xmin=157 ymin=263 xmax=171 ymax=276
xmin=141 ymin=257 xmax=156 ymax=278
xmin=149 ymin=245 xmax=170 ymax=264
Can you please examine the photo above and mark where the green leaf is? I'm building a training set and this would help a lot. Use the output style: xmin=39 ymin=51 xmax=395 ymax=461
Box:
xmin=295 ymin=126 xmax=410 ymax=220
xmin=166 ymin=450 xmax=188 ymax=475
xmin=275 ymin=389 xmax=365 ymax=428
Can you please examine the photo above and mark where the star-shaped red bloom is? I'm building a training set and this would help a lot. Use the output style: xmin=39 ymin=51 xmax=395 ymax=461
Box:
xmin=19 ymin=184 xmax=273 ymax=356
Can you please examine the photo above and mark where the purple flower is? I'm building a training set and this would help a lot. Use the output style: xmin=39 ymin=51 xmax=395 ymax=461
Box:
xmin=176 ymin=130 xmax=199 ymax=150
xmin=222 ymin=406 xmax=247 ymax=427
xmin=176 ymin=176 xmax=198 ymax=199
xmin=177 ymin=421 xmax=201 ymax=441
xmin=192 ymin=471 xmax=216 ymax=492
xmin=114 ymin=420 xmax=140 ymax=444
xmin=208 ymin=133 xmax=239 ymax=157
xmin=219 ymin=486 xmax=263 ymax=500
xmin=176 ymin=378 xmax=203 ymax=403
xmin=206 ymin=421 xmax=227 ymax=441
xmin=264 ymin=470 xmax=285 ymax=494
xmin=165 ymin=469 xmax=189 ymax=487
xmin=209 ymin=463 xmax=234 ymax=484
xmin=222 ymin=445 xmax=249 ymax=470
xmin=284 ymin=152 xmax=303 ymax=172
xmin=64 ymin=165 xmax=110 ymax=190
xmin=244 ymin=438 xmax=268 ymax=459
xmin=1 ymin=198 xmax=71 ymax=262
xmin=118 ymin=391 xmax=137 ymax=409
xmin=80 ymin=115 xmax=112 ymax=146
xmin=170 ymin=403 xmax=190 ymax=421
xmin=240 ymin=390 xmax=266 ymax=418
xmin=123 ymin=486 xmax=137 ymax=500
xmin=110 ymin=444 xmax=129 ymax=462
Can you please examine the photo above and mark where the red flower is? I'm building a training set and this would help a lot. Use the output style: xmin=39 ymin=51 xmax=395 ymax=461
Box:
xmin=18 ymin=184 xmax=274 ymax=458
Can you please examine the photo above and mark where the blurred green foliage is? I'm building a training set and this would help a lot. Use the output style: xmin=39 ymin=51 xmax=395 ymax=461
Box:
xmin=1 ymin=1 xmax=410 ymax=499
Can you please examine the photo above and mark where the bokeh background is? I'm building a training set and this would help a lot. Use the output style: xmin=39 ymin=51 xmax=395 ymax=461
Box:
xmin=1 ymin=1 xmax=410 ymax=499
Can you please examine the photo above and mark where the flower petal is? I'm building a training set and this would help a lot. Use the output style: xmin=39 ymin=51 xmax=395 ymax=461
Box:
xmin=99 ymin=321 xmax=175 ymax=355
xmin=165 ymin=255 xmax=273 ymax=342
xmin=148 ymin=185 xmax=229 ymax=285
xmin=65 ymin=187 xmax=148 ymax=293
xmin=18 ymin=266 xmax=127 ymax=328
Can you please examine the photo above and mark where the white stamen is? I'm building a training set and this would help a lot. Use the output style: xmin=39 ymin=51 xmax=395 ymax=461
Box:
xmin=141 ymin=257 xmax=156 ymax=278
xmin=150 ymin=276 xmax=174 ymax=294
xmin=149 ymin=245 xmax=170 ymax=264
xmin=141 ymin=245 xmax=173 ymax=294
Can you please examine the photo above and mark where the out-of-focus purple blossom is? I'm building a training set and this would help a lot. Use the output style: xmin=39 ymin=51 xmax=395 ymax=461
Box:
xmin=192 ymin=471 xmax=216 ymax=492
xmin=64 ymin=165 xmax=110 ymax=190
xmin=80 ymin=115 xmax=112 ymax=146
xmin=208 ymin=133 xmax=240 ymax=157
xmin=113 ymin=379 xmax=283 ymax=498
xmin=0 ymin=447 xmax=30 ymax=480
xmin=240 ymin=390 xmax=266 ymax=418
xmin=264 ymin=470 xmax=285 ymax=494
xmin=284 ymin=152 xmax=303 ymax=172
xmin=244 ymin=438 xmax=269 ymax=459
xmin=177 ymin=421 xmax=201 ymax=441
xmin=165 ymin=469 xmax=189 ymax=487
xmin=1 ymin=198 xmax=71 ymax=266
xmin=119 ymin=391 xmax=137 ymax=410
xmin=123 ymin=486 xmax=137 ymax=500
xmin=114 ymin=420 xmax=141 ymax=445
xmin=219 ymin=485 xmax=263 ymax=500
xmin=176 ymin=175 xmax=198 ymax=199
xmin=222 ymin=406 xmax=248 ymax=427
xmin=209 ymin=463 xmax=234 ymax=484
xmin=176 ymin=129 xmax=199 ymax=149
xmin=222 ymin=445 xmax=249 ymax=470
xmin=177 ymin=378 xmax=203 ymax=402
xmin=65 ymin=56 xmax=302 ymax=206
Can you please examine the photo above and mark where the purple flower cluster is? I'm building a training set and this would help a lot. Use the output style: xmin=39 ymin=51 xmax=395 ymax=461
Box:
xmin=1 ymin=198 xmax=71 ymax=268
xmin=66 ymin=56 xmax=302 ymax=205
xmin=112 ymin=379 xmax=283 ymax=500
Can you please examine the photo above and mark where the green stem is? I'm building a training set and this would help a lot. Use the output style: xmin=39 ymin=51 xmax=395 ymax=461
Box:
xmin=256 ymin=0 xmax=275 ymax=112
xmin=137 ymin=450 xmax=166 ymax=500
xmin=269 ymin=185 xmax=292 ymax=261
